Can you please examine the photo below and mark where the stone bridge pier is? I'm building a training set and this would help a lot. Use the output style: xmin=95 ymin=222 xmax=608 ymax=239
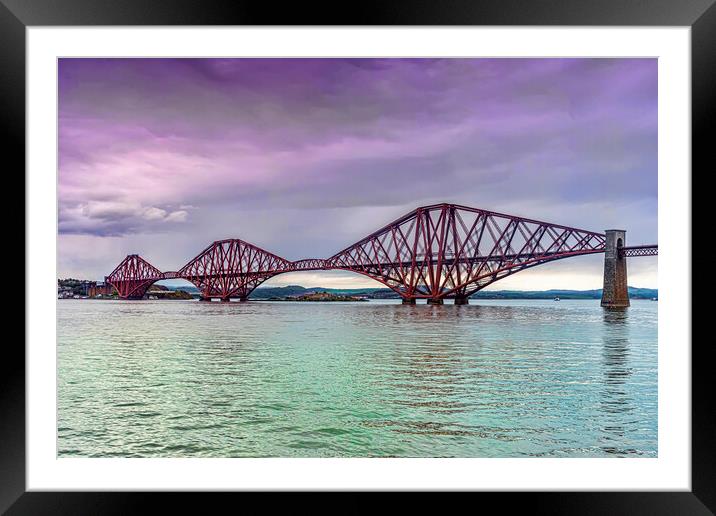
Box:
xmin=601 ymin=229 xmax=629 ymax=308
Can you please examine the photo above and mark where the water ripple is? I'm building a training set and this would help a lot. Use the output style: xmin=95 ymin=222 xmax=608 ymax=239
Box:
xmin=58 ymin=299 xmax=657 ymax=458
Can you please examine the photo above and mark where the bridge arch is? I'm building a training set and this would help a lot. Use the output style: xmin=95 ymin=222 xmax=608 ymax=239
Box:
xmin=148 ymin=277 xmax=204 ymax=298
xmin=255 ymin=267 xmax=402 ymax=299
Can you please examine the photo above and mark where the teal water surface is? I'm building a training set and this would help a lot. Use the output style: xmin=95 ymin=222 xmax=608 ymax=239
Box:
xmin=57 ymin=298 xmax=657 ymax=457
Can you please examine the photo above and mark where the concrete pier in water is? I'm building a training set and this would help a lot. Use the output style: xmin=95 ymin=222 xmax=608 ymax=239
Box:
xmin=601 ymin=229 xmax=630 ymax=308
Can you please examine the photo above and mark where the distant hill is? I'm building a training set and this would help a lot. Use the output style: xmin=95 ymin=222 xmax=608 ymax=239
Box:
xmin=74 ymin=280 xmax=657 ymax=300
xmin=248 ymin=285 xmax=388 ymax=299
xmin=60 ymin=274 xmax=659 ymax=301
xmin=471 ymin=287 xmax=657 ymax=300
xmin=243 ymin=285 xmax=658 ymax=300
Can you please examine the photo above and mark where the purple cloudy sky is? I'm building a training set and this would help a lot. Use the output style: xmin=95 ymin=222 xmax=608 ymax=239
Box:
xmin=58 ymin=58 xmax=657 ymax=289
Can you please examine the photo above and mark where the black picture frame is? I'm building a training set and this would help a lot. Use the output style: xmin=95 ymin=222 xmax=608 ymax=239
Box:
xmin=3 ymin=0 xmax=711 ymax=513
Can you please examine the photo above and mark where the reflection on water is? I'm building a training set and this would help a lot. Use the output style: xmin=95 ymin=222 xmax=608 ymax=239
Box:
xmin=599 ymin=309 xmax=641 ymax=455
xmin=58 ymin=299 xmax=657 ymax=458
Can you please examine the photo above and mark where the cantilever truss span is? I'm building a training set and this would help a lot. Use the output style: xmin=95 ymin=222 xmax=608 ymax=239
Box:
xmin=105 ymin=203 xmax=655 ymax=301
xmin=326 ymin=204 xmax=607 ymax=300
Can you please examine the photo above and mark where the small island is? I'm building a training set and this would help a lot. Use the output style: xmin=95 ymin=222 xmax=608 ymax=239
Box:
xmin=146 ymin=288 xmax=194 ymax=300
xmin=267 ymin=291 xmax=368 ymax=302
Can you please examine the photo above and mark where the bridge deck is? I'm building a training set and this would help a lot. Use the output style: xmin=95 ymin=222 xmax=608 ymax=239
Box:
xmin=172 ymin=249 xmax=607 ymax=279
xmin=620 ymin=245 xmax=658 ymax=257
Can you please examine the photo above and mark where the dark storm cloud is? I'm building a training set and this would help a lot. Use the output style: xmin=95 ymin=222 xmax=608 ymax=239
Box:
xmin=57 ymin=58 xmax=657 ymax=285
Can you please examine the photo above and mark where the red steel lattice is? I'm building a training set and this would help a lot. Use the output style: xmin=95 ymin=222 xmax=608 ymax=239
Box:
xmin=177 ymin=239 xmax=291 ymax=300
xmin=106 ymin=254 xmax=164 ymax=299
xmin=105 ymin=203 xmax=656 ymax=301
xmin=327 ymin=204 xmax=607 ymax=300
xmin=620 ymin=245 xmax=658 ymax=257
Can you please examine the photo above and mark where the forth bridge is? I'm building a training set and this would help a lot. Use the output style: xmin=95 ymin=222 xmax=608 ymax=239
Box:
xmin=105 ymin=203 xmax=657 ymax=308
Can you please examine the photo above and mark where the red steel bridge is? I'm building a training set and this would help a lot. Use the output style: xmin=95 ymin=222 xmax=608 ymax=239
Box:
xmin=106 ymin=203 xmax=657 ymax=306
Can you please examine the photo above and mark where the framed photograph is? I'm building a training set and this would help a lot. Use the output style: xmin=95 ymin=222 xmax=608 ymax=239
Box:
xmin=5 ymin=0 xmax=712 ymax=512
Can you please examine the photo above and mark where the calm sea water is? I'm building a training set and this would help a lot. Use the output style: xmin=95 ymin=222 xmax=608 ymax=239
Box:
xmin=57 ymin=298 xmax=657 ymax=458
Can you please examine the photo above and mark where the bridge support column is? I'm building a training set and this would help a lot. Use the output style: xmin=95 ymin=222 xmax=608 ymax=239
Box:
xmin=601 ymin=229 xmax=630 ymax=308
xmin=199 ymin=296 xmax=212 ymax=302
xmin=401 ymin=298 xmax=416 ymax=305
xmin=220 ymin=297 xmax=231 ymax=302
xmin=454 ymin=296 xmax=469 ymax=305
xmin=427 ymin=298 xmax=444 ymax=305
xmin=239 ymin=297 xmax=249 ymax=302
